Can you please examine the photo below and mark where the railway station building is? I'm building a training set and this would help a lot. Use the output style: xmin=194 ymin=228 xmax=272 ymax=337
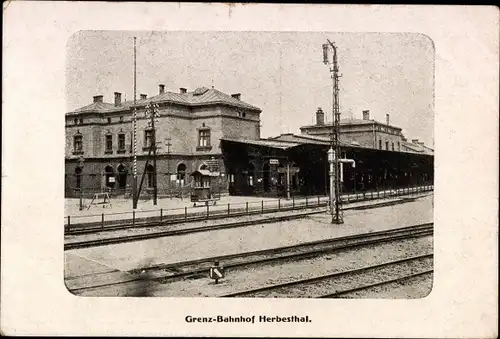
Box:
xmin=65 ymin=85 xmax=261 ymax=198
xmin=65 ymin=86 xmax=433 ymax=199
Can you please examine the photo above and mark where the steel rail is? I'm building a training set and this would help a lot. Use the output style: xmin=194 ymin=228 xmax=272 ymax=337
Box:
xmin=221 ymin=254 xmax=433 ymax=298
xmin=67 ymin=223 xmax=433 ymax=292
xmin=65 ymin=194 xmax=425 ymax=235
xmin=318 ymin=270 xmax=433 ymax=298
xmin=64 ymin=209 xmax=325 ymax=250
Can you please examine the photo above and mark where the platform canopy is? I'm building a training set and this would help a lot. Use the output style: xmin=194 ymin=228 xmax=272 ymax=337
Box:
xmin=191 ymin=170 xmax=220 ymax=177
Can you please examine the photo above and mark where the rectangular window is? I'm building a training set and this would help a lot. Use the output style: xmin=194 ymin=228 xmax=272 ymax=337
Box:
xmin=391 ymin=142 xmax=395 ymax=151
xmin=118 ymin=134 xmax=126 ymax=152
xmin=398 ymin=141 xmax=400 ymax=151
xmin=385 ymin=141 xmax=389 ymax=150
xmin=73 ymin=135 xmax=83 ymax=153
xmin=378 ymin=140 xmax=382 ymax=149
xmin=198 ymin=129 xmax=211 ymax=147
xmin=144 ymin=130 xmax=153 ymax=148
xmin=105 ymin=135 xmax=113 ymax=152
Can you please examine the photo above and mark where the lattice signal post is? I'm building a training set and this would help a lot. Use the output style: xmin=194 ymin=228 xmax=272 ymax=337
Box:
xmin=132 ymin=37 xmax=138 ymax=209
xmin=323 ymin=39 xmax=356 ymax=224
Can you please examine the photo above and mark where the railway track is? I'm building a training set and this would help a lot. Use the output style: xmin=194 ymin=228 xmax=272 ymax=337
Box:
xmin=318 ymin=270 xmax=433 ymax=298
xmin=66 ymin=222 xmax=433 ymax=294
xmin=221 ymin=254 xmax=433 ymax=298
xmin=64 ymin=197 xmax=424 ymax=251
xmin=65 ymin=194 xmax=425 ymax=236
xmin=64 ymin=209 xmax=325 ymax=250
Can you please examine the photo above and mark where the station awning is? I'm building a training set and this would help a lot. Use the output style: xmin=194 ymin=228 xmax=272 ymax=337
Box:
xmin=220 ymin=137 xmax=300 ymax=150
xmin=191 ymin=170 xmax=220 ymax=177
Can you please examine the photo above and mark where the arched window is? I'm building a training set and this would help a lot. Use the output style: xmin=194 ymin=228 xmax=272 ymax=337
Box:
xmin=117 ymin=164 xmax=127 ymax=189
xmin=75 ymin=166 xmax=82 ymax=189
xmin=104 ymin=165 xmax=115 ymax=188
xmin=177 ymin=163 xmax=186 ymax=185
xmin=247 ymin=163 xmax=255 ymax=187
xmin=146 ymin=164 xmax=155 ymax=188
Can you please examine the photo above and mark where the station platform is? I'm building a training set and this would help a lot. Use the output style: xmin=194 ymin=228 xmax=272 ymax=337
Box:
xmin=65 ymin=194 xmax=434 ymax=289
xmin=65 ymin=187 xmax=432 ymax=225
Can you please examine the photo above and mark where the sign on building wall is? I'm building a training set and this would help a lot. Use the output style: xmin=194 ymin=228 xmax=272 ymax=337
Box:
xmin=269 ymin=159 xmax=279 ymax=165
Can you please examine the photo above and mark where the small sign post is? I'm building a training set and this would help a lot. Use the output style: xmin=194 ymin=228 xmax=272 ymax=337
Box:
xmin=209 ymin=261 xmax=225 ymax=284
xmin=78 ymin=156 xmax=85 ymax=211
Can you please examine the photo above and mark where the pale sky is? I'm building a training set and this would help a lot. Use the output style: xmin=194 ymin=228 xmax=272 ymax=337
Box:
xmin=67 ymin=31 xmax=435 ymax=147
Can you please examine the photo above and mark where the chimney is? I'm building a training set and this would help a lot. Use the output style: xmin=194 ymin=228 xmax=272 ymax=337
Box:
xmin=159 ymin=84 xmax=165 ymax=95
xmin=412 ymin=139 xmax=419 ymax=144
xmin=231 ymin=93 xmax=241 ymax=100
xmin=362 ymin=110 xmax=370 ymax=120
xmin=386 ymin=114 xmax=390 ymax=125
xmin=114 ymin=92 xmax=122 ymax=106
xmin=93 ymin=95 xmax=103 ymax=103
xmin=180 ymin=88 xmax=187 ymax=94
xmin=140 ymin=94 xmax=147 ymax=100
xmin=316 ymin=107 xmax=325 ymax=125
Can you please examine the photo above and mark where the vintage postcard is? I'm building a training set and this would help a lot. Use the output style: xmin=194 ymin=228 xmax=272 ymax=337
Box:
xmin=2 ymin=3 xmax=498 ymax=338
xmin=64 ymin=31 xmax=435 ymax=301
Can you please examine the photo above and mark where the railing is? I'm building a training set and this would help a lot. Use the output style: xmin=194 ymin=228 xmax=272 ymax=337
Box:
xmin=64 ymin=184 xmax=433 ymax=232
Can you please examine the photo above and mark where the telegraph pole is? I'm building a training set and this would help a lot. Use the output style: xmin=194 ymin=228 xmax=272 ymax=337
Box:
xmin=145 ymin=102 xmax=160 ymax=205
xmin=132 ymin=37 xmax=138 ymax=209
xmin=323 ymin=39 xmax=343 ymax=224
xmin=165 ymin=137 xmax=172 ymax=199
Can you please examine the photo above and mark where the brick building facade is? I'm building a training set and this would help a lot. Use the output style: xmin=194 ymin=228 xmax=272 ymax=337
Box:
xmin=65 ymin=86 xmax=262 ymax=198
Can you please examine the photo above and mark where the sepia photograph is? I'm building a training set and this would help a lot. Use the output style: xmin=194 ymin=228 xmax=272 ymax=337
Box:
xmin=2 ymin=3 xmax=497 ymax=337
xmin=64 ymin=31 xmax=435 ymax=298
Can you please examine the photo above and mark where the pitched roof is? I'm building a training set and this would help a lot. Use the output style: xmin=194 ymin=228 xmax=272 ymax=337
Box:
xmin=270 ymin=133 xmax=365 ymax=148
xmin=401 ymin=141 xmax=434 ymax=155
xmin=67 ymin=87 xmax=261 ymax=115
xmin=301 ymin=118 xmax=402 ymax=130
xmin=221 ymin=137 xmax=300 ymax=150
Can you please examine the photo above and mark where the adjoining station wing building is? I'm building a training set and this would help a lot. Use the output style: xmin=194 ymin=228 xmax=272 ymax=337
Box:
xmin=65 ymin=86 xmax=433 ymax=198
